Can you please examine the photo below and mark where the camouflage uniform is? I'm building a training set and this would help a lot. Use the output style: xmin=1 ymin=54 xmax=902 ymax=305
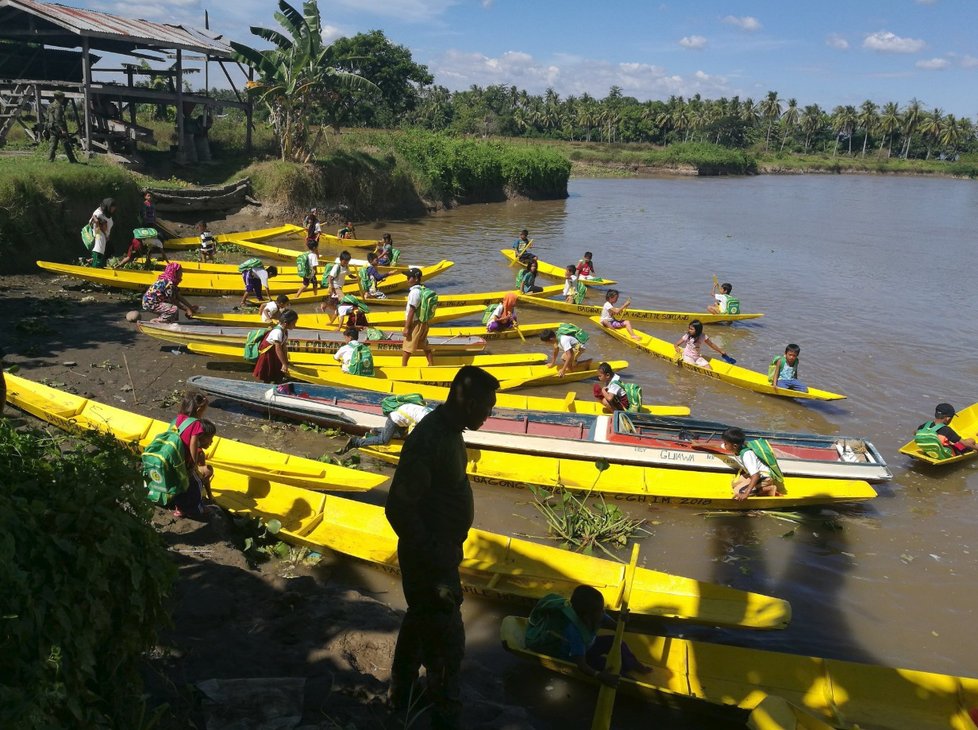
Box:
xmin=46 ymin=95 xmax=77 ymax=163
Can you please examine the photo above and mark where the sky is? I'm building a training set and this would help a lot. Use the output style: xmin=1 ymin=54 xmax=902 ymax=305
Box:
xmin=80 ymin=0 xmax=978 ymax=116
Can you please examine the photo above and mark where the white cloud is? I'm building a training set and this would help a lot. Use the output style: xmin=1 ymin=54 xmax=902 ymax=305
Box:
xmin=321 ymin=24 xmax=345 ymax=44
xmin=960 ymin=55 xmax=978 ymax=68
xmin=678 ymin=35 xmax=708 ymax=50
xmin=862 ymin=31 xmax=926 ymax=54
xmin=916 ymin=57 xmax=949 ymax=70
xmin=428 ymin=49 xmax=730 ymax=100
xmin=825 ymin=33 xmax=849 ymax=50
xmin=481 ymin=0 xmax=494 ymax=6
xmin=722 ymin=15 xmax=761 ymax=31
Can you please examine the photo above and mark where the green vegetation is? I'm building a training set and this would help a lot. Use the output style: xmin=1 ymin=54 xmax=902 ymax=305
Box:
xmin=566 ymin=141 xmax=756 ymax=175
xmin=0 ymin=422 xmax=174 ymax=729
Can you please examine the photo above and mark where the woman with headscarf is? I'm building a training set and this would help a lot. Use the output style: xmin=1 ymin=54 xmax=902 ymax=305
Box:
xmin=253 ymin=309 xmax=299 ymax=383
xmin=87 ymin=197 xmax=116 ymax=268
xmin=486 ymin=292 xmax=519 ymax=332
xmin=141 ymin=263 xmax=197 ymax=323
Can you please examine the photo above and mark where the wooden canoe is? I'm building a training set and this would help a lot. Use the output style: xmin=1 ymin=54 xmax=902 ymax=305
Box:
xmin=362 ymin=284 xmax=565 ymax=309
xmin=501 ymin=617 xmax=978 ymax=730
xmin=590 ymin=317 xmax=846 ymax=401
xmin=162 ymin=224 xmax=305 ymax=251
xmin=3 ymin=373 xmax=386 ymax=492
xmin=898 ymin=402 xmax=978 ymax=465
xmin=500 ymin=249 xmax=617 ymax=286
xmin=519 ymin=291 xmax=765 ymax=324
xmin=192 ymin=304 xmax=488 ymax=329
xmin=146 ymin=255 xmax=415 ymax=275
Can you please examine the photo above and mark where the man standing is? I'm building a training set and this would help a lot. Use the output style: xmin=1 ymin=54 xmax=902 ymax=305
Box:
xmin=46 ymin=91 xmax=78 ymax=163
xmin=385 ymin=366 xmax=500 ymax=730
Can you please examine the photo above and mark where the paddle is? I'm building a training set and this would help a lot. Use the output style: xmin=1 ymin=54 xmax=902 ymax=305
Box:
xmin=513 ymin=322 xmax=526 ymax=343
xmin=590 ymin=542 xmax=640 ymax=730
xmin=509 ymin=239 xmax=534 ymax=265
xmin=720 ymin=353 xmax=737 ymax=365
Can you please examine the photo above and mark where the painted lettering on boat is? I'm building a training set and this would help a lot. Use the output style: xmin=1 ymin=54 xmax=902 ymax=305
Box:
xmin=659 ymin=450 xmax=695 ymax=462
xmin=470 ymin=475 xmax=526 ymax=489
xmin=612 ymin=494 xmax=715 ymax=506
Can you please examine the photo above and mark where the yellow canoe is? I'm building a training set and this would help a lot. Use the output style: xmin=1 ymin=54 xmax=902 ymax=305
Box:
xmin=292 ymin=360 xmax=630 ymax=390
xmin=163 ymin=225 xmax=305 ymax=251
xmin=898 ymin=402 xmax=978 ymax=465
xmin=317 ymin=232 xmax=378 ymax=250
xmin=3 ymin=373 xmax=386 ymax=492
xmin=217 ymin=236 xmax=395 ymax=261
xmin=146 ymin=256 xmax=413 ymax=275
xmin=501 ymin=617 xmax=978 ymax=730
xmin=500 ymin=249 xmax=616 ymax=286
xmin=361 ymin=442 xmax=876 ymax=509
xmin=519 ymin=292 xmax=765 ymax=324
xmin=276 ymin=367 xmax=689 ymax=417
xmin=212 ymin=477 xmax=788 ymax=628
xmin=193 ymin=304 xmax=487 ymax=328
xmin=363 ymin=284 xmax=565 ymax=309
xmin=36 ymin=259 xmax=454 ymax=299
xmin=590 ymin=317 xmax=846 ymax=401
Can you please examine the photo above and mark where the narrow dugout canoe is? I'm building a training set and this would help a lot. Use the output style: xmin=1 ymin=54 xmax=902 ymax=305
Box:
xmin=362 ymin=284 xmax=565 ymax=309
xmin=191 ymin=377 xmax=886 ymax=481
xmin=162 ymin=224 xmax=305 ymax=251
xmin=317 ymin=232 xmax=379 ymax=249
xmin=519 ymin=291 xmax=765 ymax=324
xmin=138 ymin=321 xmax=486 ymax=354
xmin=361 ymin=442 xmax=876 ymax=509
xmin=37 ymin=259 xmax=453 ymax=299
xmin=146 ymin=255 xmax=415 ymax=275
xmin=501 ymin=617 xmax=978 ymax=730
xmin=192 ymin=304 xmax=488 ymax=328
xmin=590 ymin=317 xmax=847 ymax=401
xmin=273 ymin=368 xmax=689 ymax=417
xmin=184 ymin=345 xmax=545 ymax=369
xmin=218 ymin=236 xmax=401 ymax=262
xmin=211 ymin=477 xmax=789 ymax=628
xmin=500 ymin=249 xmax=617 ymax=286
xmin=898 ymin=402 xmax=978 ymax=465
xmin=3 ymin=374 xmax=385 ymax=492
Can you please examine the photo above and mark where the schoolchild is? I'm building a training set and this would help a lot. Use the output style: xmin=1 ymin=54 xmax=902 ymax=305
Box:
xmin=600 ymin=290 xmax=640 ymax=340
xmin=674 ymin=320 xmax=729 ymax=370
xmin=253 ymin=309 xmax=299 ymax=383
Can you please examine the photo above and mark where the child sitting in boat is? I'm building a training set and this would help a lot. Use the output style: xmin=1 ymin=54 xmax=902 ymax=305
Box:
xmin=519 ymin=259 xmax=544 ymax=294
xmin=593 ymin=362 xmax=629 ymax=411
xmin=914 ymin=403 xmax=978 ymax=460
xmin=674 ymin=320 xmax=729 ymax=370
xmin=260 ymin=294 xmax=290 ymax=324
xmin=361 ymin=252 xmax=389 ymax=299
xmin=253 ymin=309 xmax=298 ymax=383
xmin=374 ymin=234 xmax=394 ymax=265
xmin=486 ymin=293 xmax=518 ymax=333
xmin=600 ymin=290 xmax=641 ymax=341
xmin=524 ymin=585 xmax=649 ymax=685
xmin=197 ymin=221 xmax=217 ymax=263
xmin=576 ymin=251 xmax=596 ymax=280
xmin=337 ymin=220 xmax=356 ymax=239
xmin=541 ymin=327 xmax=591 ymax=378
xmin=721 ymin=427 xmax=785 ymax=501
xmin=240 ymin=261 xmax=279 ymax=305
xmin=513 ymin=229 xmax=535 ymax=264
xmin=707 ymin=281 xmax=737 ymax=315
xmin=768 ymin=344 xmax=808 ymax=393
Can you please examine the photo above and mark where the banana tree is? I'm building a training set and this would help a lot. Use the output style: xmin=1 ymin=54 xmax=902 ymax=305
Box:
xmin=231 ymin=0 xmax=377 ymax=162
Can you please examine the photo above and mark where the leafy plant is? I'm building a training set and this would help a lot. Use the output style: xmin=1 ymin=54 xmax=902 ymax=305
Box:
xmin=228 ymin=515 xmax=290 ymax=568
xmin=0 ymin=422 xmax=175 ymax=728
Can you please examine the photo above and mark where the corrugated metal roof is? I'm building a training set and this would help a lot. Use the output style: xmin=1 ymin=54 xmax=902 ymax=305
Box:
xmin=0 ymin=0 xmax=235 ymax=57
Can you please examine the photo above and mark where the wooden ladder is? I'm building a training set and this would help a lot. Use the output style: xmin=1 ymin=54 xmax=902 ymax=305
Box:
xmin=0 ymin=83 xmax=32 ymax=147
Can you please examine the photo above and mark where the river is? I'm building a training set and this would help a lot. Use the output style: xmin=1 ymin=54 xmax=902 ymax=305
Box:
xmin=343 ymin=174 xmax=978 ymax=727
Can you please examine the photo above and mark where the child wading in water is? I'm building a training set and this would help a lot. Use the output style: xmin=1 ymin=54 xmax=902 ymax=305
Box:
xmin=675 ymin=319 xmax=730 ymax=370
xmin=600 ymin=290 xmax=640 ymax=340
xmin=171 ymin=391 xmax=216 ymax=519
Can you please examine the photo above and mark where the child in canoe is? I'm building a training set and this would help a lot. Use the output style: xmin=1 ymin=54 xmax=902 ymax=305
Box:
xmin=253 ymin=309 xmax=299 ymax=383
xmin=707 ymin=281 xmax=736 ymax=315
xmin=338 ymin=220 xmax=356 ymax=239
xmin=675 ymin=320 xmax=730 ymax=370
xmin=563 ymin=265 xmax=580 ymax=304
xmin=240 ymin=261 xmax=279 ymax=305
xmin=525 ymin=585 xmax=649 ymax=685
xmin=721 ymin=427 xmax=785 ymax=501
xmin=914 ymin=403 xmax=978 ymax=460
xmin=260 ymin=294 xmax=290 ymax=324
xmin=593 ymin=362 xmax=629 ymax=411
xmin=360 ymin=252 xmax=389 ymax=299
xmin=197 ymin=221 xmax=217 ymax=263
xmin=142 ymin=263 xmax=196 ymax=323
xmin=319 ymin=250 xmax=352 ymax=313
xmin=600 ymin=290 xmax=640 ymax=340
xmin=304 ymin=208 xmax=321 ymax=242
xmin=518 ymin=259 xmax=544 ymax=294
xmin=576 ymin=251 xmax=596 ymax=280
xmin=768 ymin=344 xmax=808 ymax=393
xmin=295 ymin=238 xmax=320 ymax=299
xmin=541 ymin=327 xmax=591 ymax=378
xmin=374 ymin=234 xmax=394 ymax=265
xmin=486 ymin=293 xmax=518 ymax=333
xmin=171 ymin=390 xmax=216 ymax=519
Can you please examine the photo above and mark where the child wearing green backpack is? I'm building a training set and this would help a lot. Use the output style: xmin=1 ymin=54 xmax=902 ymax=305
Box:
xmin=768 ymin=344 xmax=808 ymax=393
xmin=161 ymin=391 xmax=216 ymax=518
xmin=336 ymin=395 xmax=433 ymax=454
xmin=593 ymin=362 xmax=640 ymax=412
xmin=294 ymin=238 xmax=320 ymax=299
xmin=722 ymin=427 xmax=785 ymax=501
xmin=333 ymin=327 xmax=375 ymax=376
xmin=541 ymin=326 xmax=592 ymax=378
xmin=401 ymin=268 xmax=435 ymax=366
xmin=914 ymin=403 xmax=978 ymax=460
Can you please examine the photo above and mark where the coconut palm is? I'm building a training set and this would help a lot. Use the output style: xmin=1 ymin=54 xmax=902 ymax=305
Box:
xmin=918 ymin=108 xmax=945 ymax=159
xmin=857 ymin=100 xmax=879 ymax=157
xmin=779 ymin=98 xmax=799 ymax=152
xmin=759 ymin=90 xmax=782 ymax=151
xmin=901 ymin=98 xmax=923 ymax=158
xmin=799 ymin=104 xmax=824 ymax=152
xmin=939 ymin=114 xmax=960 ymax=159
xmin=830 ymin=105 xmax=857 ymax=155
xmin=231 ymin=0 xmax=377 ymax=162
xmin=877 ymin=101 xmax=901 ymax=157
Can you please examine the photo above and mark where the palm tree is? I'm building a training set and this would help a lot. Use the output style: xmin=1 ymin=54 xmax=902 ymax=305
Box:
xmin=918 ymin=108 xmax=944 ymax=159
xmin=830 ymin=105 xmax=857 ymax=155
xmin=877 ymin=101 xmax=901 ymax=157
xmin=901 ymin=98 xmax=923 ymax=158
xmin=939 ymin=114 xmax=960 ymax=159
xmin=779 ymin=98 xmax=799 ymax=152
xmin=799 ymin=104 xmax=824 ymax=152
xmin=759 ymin=90 xmax=782 ymax=151
xmin=231 ymin=0 xmax=376 ymax=162
xmin=857 ymin=100 xmax=879 ymax=157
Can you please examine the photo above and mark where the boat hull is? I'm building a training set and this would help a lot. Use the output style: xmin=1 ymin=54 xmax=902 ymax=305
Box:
xmin=500 ymin=249 xmax=616 ymax=285
xmin=162 ymin=225 xmax=305 ymax=251
xmin=519 ymin=292 xmax=765 ymax=324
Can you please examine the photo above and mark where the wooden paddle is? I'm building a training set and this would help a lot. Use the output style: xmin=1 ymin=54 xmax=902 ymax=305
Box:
xmin=590 ymin=542 xmax=640 ymax=730
xmin=509 ymin=239 xmax=534 ymax=265
xmin=513 ymin=322 xmax=526 ymax=343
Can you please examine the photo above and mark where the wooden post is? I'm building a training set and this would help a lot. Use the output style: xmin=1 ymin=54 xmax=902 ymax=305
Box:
xmin=33 ymin=84 xmax=41 ymax=129
xmin=82 ymin=37 xmax=92 ymax=154
xmin=175 ymin=48 xmax=185 ymax=162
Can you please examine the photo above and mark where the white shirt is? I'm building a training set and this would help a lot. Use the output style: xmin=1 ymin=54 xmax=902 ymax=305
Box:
xmin=405 ymin=284 xmax=422 ymax=317
xmin=265 ymin=326 xmax=287 ymax=345
xmin=489 ymin=303 xmax=503 ymax=319
xmin=306 ymin=252 xmax=320 ymax=269
xmin=390 ymin=403 xmax=432 ymax=431
xmin=252 ymin=268 xmax=270 ymax=288
xmin=714 ymin=293 xmax=729 ymax=311
xmin=333 ymin=341 xmax=363 ymax=373
xmin=328 ymin=263 xmax=348 ymax=296
xmin=738 ymin=449 xmax=770 ymax=478
xmin=563 ymin=274 xmax=578 ymax=297
xmin=91 ymin=207 xmax=113 ymax=254
xmin=260 ymin=301 xmax=280 ymax=323
xmin=600 ymin=300 xmax=617 ymax=324
xmin=606 ymin=374 xmax=625 ymax=398
xmin=337 ymin=303 xmax=354 ymax=318
xmin=558 ymin=334 xmax=581 ymax=352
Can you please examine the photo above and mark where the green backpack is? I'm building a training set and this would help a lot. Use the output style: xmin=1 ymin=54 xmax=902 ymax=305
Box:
xmin=622 ymin=383 xmax=642 ymax=413
xmin=524 ymin=593 xmax=597 ymax=659
xmin=296 ymin=253 xmax=311 ymax=279
xmin=914 ymin=421 xmax=954 ymax=460
xmin=348 ymin=342 xmax=374 ymax=376
xmin=723 ymin=297 xmax=741 ymax=315
xmin=143 ymin=417 xmax=196 ymax=506
xmin=481 ymin=303 xmax=498 ymax=325
xmin=81 ymin=224 xmax=96 ymax=250
xmin=358 ymin=266 xmax=371 ymax=293
xmin=390 ymin=248 xmax=401 ymax=264
xmin=341 ymin=294 xmax=370 ymax=313
xmin=742 ymin=438 xmax=785 ymax=485
xmin=573 ymin=279 xmax=588 ymax=305
xmin=767 ymin=355 xmax=800 ymax=383
xmin=133 ymin=227 xmax=159 ymax=240
xmin=556 ymin=323 xmax=590 ymax=345
xmin=415 ymin=286 xmax=438 ymax=323
xmin=381 ymin=393 xmax=426 ymax=415
xmin=243 ymin=326 xmax=275 ymax=363
xmin=237 ymin=257 xmax=262 ymax=273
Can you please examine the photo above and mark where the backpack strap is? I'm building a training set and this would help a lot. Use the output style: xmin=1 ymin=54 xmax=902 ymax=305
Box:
xmin=173 ymin=416 xmax=198 ymax=436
